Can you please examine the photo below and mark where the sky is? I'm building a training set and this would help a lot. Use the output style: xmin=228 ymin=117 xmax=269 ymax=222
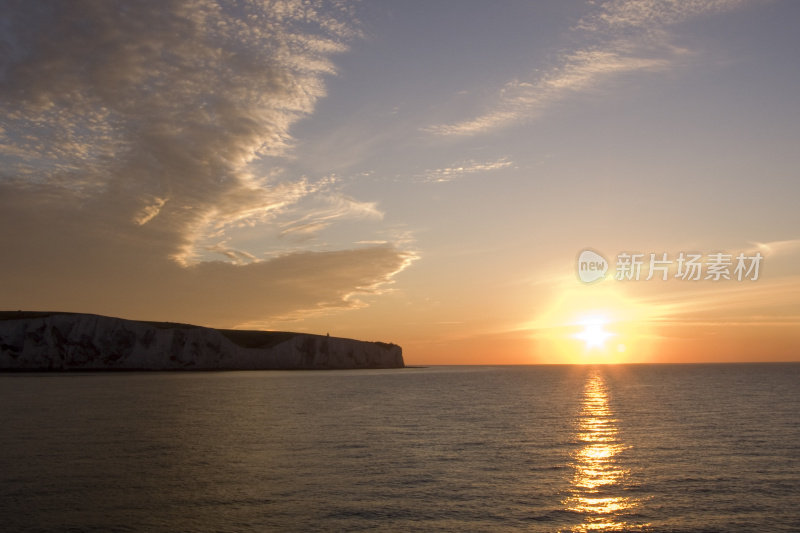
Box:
xmin=1 ymin=0 xmax=799 ymax=365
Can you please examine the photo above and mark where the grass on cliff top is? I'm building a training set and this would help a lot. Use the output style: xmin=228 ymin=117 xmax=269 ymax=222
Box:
xmin=216 ymin=330 xmax=299 ymax=349
xmin=0 ymin=312 xmax=297 ymax=349
xmin=0 ymin=311 xmax=63 ymax=320
xmin=217 ymin=330 xmax=398 ymax=350
xmin=0 ymin=311 xmax=203 ymax=330
xmin=0 ymin=311 xmax=396 ymax=350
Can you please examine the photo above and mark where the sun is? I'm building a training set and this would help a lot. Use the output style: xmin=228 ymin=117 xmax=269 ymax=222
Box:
xmin=526 ymin=283 xmax=657 ymax=363
xmin=573 ymin=317 xmax=615 ymax=350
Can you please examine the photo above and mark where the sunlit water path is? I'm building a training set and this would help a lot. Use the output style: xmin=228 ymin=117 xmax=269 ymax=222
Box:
xmin=1 ymin=364 xmax=798 ymax=531
xmin=563 ymin=371 xmax=646 ymax=531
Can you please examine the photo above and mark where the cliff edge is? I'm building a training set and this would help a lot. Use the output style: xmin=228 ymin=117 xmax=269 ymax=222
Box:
xmin=0 ymin=312 xmax=404 ymax=370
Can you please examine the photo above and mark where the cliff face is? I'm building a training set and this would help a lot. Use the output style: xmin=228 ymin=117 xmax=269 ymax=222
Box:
xmin=0 ymin=312 xmax=403 ymax=370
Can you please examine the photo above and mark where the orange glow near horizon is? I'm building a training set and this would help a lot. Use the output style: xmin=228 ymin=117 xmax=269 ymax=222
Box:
xmin=525 ymin=284 xmax=658 ymax=364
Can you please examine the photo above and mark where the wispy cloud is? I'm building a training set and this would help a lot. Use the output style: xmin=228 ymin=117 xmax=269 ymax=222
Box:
xmin=202 ymin=243 xmax=258 ymax=266
xmin=279 ymin=194 xmax=383 ymax=237
xmin=419 ymin=157 xmax=514 ymax=183
xmin=583 ymin=0 xmax=756 ymax=30
xmin=749 ymin=238 xmax=800 ymax=257
xmin=426 ymin=0 xmax=760 ymax=137
xmin=0 ymin=0 xmax=412 ymax=326
xmin=639 ymin=277 xmax=800 ymax=330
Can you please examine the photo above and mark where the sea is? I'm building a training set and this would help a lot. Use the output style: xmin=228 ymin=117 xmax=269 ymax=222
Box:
xmin=1 ymin=364 xmax=798 ymax=532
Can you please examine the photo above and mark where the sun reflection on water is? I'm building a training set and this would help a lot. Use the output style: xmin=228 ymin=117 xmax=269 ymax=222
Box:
xmin=562 ymin=371 xmax=649 ymax=532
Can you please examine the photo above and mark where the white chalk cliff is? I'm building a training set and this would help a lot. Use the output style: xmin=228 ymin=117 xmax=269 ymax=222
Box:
xmin=0 ymin=312 xmax=403 ymax=370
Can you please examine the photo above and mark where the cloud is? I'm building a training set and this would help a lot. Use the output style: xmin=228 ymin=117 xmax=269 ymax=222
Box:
xmin=202 ymin=243 xmax=258 ymax=266
xmin=133 ymin=196 xmax=168 ymax=226
xmin=426 ymin=0 xmax=760 ymax=137
xmin=583 ymin=0 xmax=755 ymax=30
xmin=426 ymin=50 xmax=669 ymax=136
xmin=749 ymin=238 xmax=800 ymax=257
xmin=279 ymin=193 xmax=383 ymax=237
xmin=0 ymin=0 xmax=412 ymax=327
xmin=419 ymin=157 xmax=514 ymax=183
xmin=639 ymin=276 xmax=800 ymax=328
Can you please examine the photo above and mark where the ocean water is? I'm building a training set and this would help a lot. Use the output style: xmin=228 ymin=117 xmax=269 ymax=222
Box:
xmin=1 ymin=364 xmax=798 ymax=532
